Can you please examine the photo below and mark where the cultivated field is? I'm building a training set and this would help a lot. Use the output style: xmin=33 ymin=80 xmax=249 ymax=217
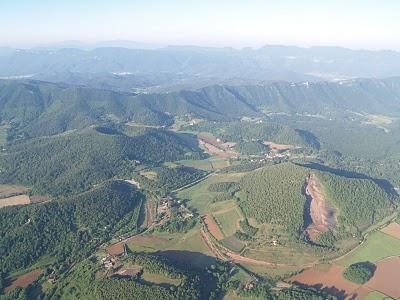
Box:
xmin=380 ymin=222 xmax=400 ymax=240
xmin=177 ymin=158 xmax=234 ymax=171
xmin=177 ymin=172 xmax=244 ymax=215
xmin=203 ymin=214 xmax=225 ymax=240
xmin=0 ymin=184 xmax=48 ymax=208
xmin=339 ymin=231 xmax=400 ymax=267
xmin=0 ymin=195 xmax=31 ymax=208
xmin=365 ymin=256 xmax=400 ymax=299
xmin=263 ymin=141 xmax=298 ymax=151
xmin=198 ymin=133 xmax=239 ymax=159
xmin=106 ymin=243 xmax=125 ymax=256
xmin=5 ymin=269 xmax=43 ymax=293
xmin=142 ymin=272 xmax=181 ymax=286
xmin=126 ymin=226 xmax=215 ymax=268
xmin=288 ymin=264 xmax=363 ymax=299
xmin=289 ymin=223 xmax=400 ymax=299
xmin=290 ymin=257 xmax=400 ymax=300
xmin=213 ymin=202 xmax=243 ymax=237
xmin=0 ymin=184 xmax=29 ymax=198
xmin=364 ymin=291 xmax=393 ymax=300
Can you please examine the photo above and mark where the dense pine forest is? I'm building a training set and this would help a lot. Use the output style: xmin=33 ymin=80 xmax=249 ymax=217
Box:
xmin=0 ymin=181 xmax=144 ymax=274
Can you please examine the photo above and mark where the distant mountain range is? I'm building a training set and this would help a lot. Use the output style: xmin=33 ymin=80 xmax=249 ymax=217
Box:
xmin=1 ymin=77 xmax=400 ymax=140
xmin=1 ymin=45 xmax=400 ymax=83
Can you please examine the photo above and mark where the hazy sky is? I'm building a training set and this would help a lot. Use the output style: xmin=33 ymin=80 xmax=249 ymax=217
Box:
xmin=1 ymin=0 xmax=400 ymax=50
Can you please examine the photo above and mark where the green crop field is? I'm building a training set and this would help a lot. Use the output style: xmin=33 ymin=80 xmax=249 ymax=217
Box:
xmin=364 ymin=291 xmax=394 ymax=300
xmin=339 ymin=231 xmax=400 ymax=267
xmin=214 ymin=207 xmax=242 ymax=237
xmin=177 ymin=158 xmax=234 ymax=171
xmin=177 ymin=173 xmax=244 ymax=215
xmin=127 ymin=225 xmax=215 ymax=268
xmin=221 ymin=236 xmax=245 ymax=253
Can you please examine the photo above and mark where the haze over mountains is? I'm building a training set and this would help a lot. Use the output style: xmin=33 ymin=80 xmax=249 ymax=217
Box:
xmin=1 ymin=44 xmax=400 ymax=85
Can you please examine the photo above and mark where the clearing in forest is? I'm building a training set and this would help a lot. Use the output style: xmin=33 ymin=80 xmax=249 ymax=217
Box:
xmin=198 ymin=133 xmax=239 ymax=158
xmin=304 ymin=174 xmax=337 ymax=241
xmin=0 ymin=184 xmax=29 ymax=199
xmin=142 ymin=272 xmax=181 ymax=286
xmin=0 ymin=195 xmax=31 ymax=208
xmin=106 ymin=243 xmax=125 ymax=256
xmin=263 ymin=141 xmax=298 ymax=151
xmin=5 ymin=269 xmax=44 ymax=293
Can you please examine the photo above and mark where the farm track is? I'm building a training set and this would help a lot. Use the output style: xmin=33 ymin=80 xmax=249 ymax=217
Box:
xmin=144 ymin=198 xmax=155 ymax=229
xmin=171 ymin=172 xmax=215 ymax=193
xmin=200 ymin=221 xmax=316 ymax=268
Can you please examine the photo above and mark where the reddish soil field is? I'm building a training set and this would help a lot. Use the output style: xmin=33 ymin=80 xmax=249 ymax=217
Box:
xmin=29 ymin=195 xmax=49 ymax=203
xmin=5 ymin=269 xmax=43 ymax=293
xmin=202 ymin=215 xmax=225 ymax=240
xmin=145 ymin=199 xmax=155 ymax=229
xmin=198 ymin=134 xmax=221 ymax=147
xmin=106 ymin=243 xmax=125 ymax=256
xmin=199 ymin=140 xmax=238 ymax=158
xmin=198 ymin=134 xmax=238 ymax=158
xmin=365 ymin=256 xmax=400 ymax=298
xmin=0 ymin=195 xmax=30 ymax=208
xmin=288 ymin=265 xmax=363 ymax=299
xmin=380 ymin=222 xmax=400 ymax=240
xmin=0 ymin=185 xmax=29 ymax=199
xmin=263 ymin=141 xmax=297 ymax=151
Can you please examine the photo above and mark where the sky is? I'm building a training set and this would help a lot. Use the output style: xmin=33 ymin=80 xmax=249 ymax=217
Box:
xmin=1 ymin=0 xmax=400 ymax=50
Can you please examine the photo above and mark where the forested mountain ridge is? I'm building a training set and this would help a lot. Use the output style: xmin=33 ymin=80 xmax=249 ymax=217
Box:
xmin=2 ymin=77 xmax=400 ymax=142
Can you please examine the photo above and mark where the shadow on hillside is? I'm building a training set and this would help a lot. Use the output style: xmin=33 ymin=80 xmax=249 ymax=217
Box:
xmin=155 ymin=250 xmax=216 ymax=270
xmin=292 ymin=282 xmax=357 ymax=300
xmin=297 ymin=162 xmax=399 ymax=197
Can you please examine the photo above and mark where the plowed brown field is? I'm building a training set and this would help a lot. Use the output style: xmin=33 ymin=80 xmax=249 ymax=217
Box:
xmin=365 ymin=256 xmax=400 ymax=299
xmin=380 ymin=222 xmax=400 ymax=240
xmin=203 ymin=215 xmax=224 ymax=240
xmin=288 ymin=265 xmax=363 ymax=299
xmin=5 ymin=269 xmax=43 ymax=293
xmin=106 ymin=243 xmax=125 ymax=256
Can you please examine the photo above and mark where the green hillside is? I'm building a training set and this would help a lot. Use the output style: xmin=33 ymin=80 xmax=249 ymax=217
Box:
xmin=0 ymin=181 xmax=144 ymax=273
xmin=238 ymin=163 xmax=309 ymax=235
xmin=2 ymin=78 xmax=400 ymax=143
xmin=185 ymin=121 xmax=317 ymax=148
xmin=238 ymin=163 xmax=396 ymax=238
xmin=0 ymin=128 xmax=205 ymax=195
xmin=317 ymin=172 xmax=395 ymax=229
xmin=0 ymin=80 xmax=172 ymax=140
